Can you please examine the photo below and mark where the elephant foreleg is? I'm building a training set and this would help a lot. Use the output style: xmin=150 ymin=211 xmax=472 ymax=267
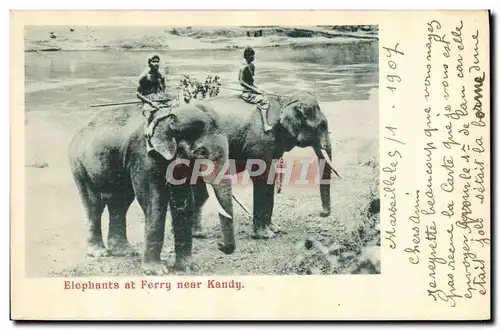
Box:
xmin=136 ymin=182 xmax=169 ymax=276
xmin=191 ymin=183 xmax=209 ymax=238
xmin=252 ymin=180 xmax=276 ymax=239
xmin=170 ymin=184 xmax=199 ymax=273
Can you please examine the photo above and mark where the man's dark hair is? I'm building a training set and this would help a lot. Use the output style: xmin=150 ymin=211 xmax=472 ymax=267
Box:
xmin=243 ymin=47 xmax=255 ymax=60
xmin=148 ymin=53 xmax=160 ymax=63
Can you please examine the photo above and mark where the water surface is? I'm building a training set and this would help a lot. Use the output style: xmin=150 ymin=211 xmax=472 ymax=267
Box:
xmin=25 ymin=41 xmax=379 ymax=113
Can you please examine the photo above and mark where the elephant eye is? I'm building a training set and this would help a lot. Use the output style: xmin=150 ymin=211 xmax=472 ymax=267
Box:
xmin=294 ymin=106 xmax=304 ymax=119
xmin=193 ymin=146 xmax=209 ymax=158
xmin=317 ymin=121 xmax=327 ymax=131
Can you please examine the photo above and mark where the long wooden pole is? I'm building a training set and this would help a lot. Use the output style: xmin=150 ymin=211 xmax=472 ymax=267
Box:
xmin=89 ymin=99 xmax=172 ymax=108
xmin=232 ymin=194 xmax=252 ymax=216
xmin=216 ymin=85 xmax=283 ymax=97
xmin=89 ymin=100 xmax=142 ymax=108
xmin=88 ymin=81 xmax=283 ymax=108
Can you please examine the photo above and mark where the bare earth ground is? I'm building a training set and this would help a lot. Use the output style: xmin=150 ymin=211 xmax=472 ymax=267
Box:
xmin=25 ymin=89 xmax=379 ymax=277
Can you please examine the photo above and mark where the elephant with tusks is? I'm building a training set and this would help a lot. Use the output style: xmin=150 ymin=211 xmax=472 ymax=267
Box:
xmin=192 ymin=91 xmax=340 ymax=240
xmin=68 ymin=103 xmax=236 ymax=275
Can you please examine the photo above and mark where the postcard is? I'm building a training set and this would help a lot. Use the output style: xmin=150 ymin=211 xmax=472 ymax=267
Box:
xmin=10 ymin=10 xmax=490 ymax=320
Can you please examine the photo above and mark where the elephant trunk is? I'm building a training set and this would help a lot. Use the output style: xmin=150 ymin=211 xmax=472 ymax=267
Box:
xmin=210 ymin=178 xmax=236 ymax=254
xmin=314 ymin=132 xmax=336 ymax=217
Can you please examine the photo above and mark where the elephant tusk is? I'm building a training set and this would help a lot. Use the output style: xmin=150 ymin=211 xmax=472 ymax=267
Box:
xmin=218 ymin=207 xmax=232 ymax=219
xmin=232 ymin=194 xmax=252 ymax=217
xmin=320 ymin=149 xmax=341 ymax=179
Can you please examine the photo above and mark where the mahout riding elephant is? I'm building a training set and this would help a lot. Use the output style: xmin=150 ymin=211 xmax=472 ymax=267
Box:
xmin=68 ymin=103 xmax=236 ymax=275
xmin=192 ymin=91 xmax=338 ymax=239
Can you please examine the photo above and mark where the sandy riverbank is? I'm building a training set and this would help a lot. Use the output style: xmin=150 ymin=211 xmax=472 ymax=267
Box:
xmin=25 ymin=26 xmax=378 ymax=52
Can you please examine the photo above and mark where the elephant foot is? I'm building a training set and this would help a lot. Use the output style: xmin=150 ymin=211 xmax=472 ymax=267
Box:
xmin=107 ymin=241 xmax=139 ymax=257
xmin=252 ymin=228 xmax=276 ymax=239
xmin=218 ymin=242 xmax=235 ymax=255
xmin=267 ymin=223 xmax=281 ymax=233
xmin=319 ymin=208 xmax=331 ymax=217
xmin=86 ymin=242 xmax=109 ymax=257
xmin=142 ymin=261 xmax=169 ymax=276
xmin=192 ymin=226 xmax=208 ymax=239
xmin=174 ymin=258 xmax=200 ymax=274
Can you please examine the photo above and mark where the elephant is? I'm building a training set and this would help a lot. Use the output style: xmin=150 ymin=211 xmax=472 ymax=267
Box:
xmin=192 ymin=91 xmax=338 ymax=239
xmin=68 ymin=102 xmax=236 ymax=275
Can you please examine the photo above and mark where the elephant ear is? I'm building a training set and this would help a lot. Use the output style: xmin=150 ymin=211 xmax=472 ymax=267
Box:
xmin=279 ymin=100 xmax=302 ymax=138
xmin=149 ymin=114 xmax=178 ymax=161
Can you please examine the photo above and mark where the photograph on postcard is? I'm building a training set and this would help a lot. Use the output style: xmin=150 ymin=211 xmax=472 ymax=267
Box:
xmin=24 ymin=25 xmax=380 ymax=278
xmin=11 ymin=10 xmax=491 ymax=321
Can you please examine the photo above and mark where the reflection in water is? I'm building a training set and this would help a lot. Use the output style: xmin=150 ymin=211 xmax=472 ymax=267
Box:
xmin=25 ymin=40 xmax=379 ymax=111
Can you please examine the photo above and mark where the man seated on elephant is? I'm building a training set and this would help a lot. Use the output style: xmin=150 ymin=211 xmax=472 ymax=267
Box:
xmin=238 ymin=47 xmax=273 ymax=132
xmin=136 ymin=53 xmax=173 ymax=125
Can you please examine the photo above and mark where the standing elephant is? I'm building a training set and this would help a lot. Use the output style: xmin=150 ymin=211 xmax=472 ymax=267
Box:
xmin=68 ymin=103 xmax=236 ymax=275
xmin=192 ymin=91 xmax=338 ymax=239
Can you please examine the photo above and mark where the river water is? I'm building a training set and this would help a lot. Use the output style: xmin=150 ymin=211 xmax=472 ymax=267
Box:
xmin=25 ymin=40 xmax=379 ymax=114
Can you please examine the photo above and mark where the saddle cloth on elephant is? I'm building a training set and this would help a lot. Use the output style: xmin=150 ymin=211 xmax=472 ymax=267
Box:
xmin=241 ymin=90 xmax=270 ymax=111
xmin=240 ymin=92 xmax=291 ymax=128
xmin=141 ymin=92 xmax=176 ymax=119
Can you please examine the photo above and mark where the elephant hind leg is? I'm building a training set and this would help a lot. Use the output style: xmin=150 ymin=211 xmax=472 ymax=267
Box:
xmin=105 ymin=186 xmax=138 ymax=257
xmin=71 ymin=170 xmax=107 ymax=257
xmin=192 ymin=183 xmax=209 ymax=239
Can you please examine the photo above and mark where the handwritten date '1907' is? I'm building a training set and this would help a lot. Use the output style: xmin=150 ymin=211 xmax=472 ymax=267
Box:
xmin=382 ymin=43 xmax=405 ymax=250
